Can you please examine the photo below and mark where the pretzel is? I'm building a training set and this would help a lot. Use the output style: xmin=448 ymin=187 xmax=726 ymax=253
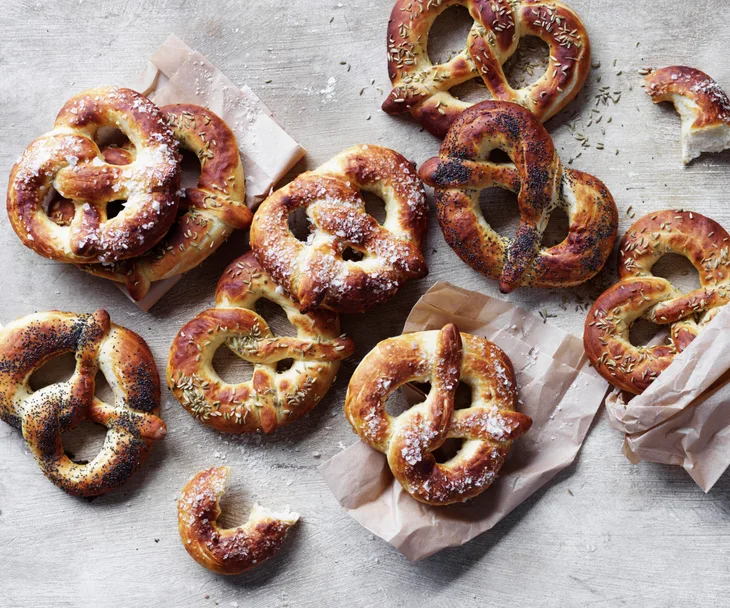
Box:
xmin=0 ymin=309 xmax=165 ymax=496
xmin=584 ymin=210 xmax=730 ymax=395
xmin=76 ymin=104 xmax=250 ymax=301
xmin=178 ymin=467 xmax=299 ymax=575
xmin=250 ymin=145 xmax=428 ymax=313
xmin=7 ymin=87 xmax=180 ymax=264
xmin=645 ymin=66 xmax=730 ymax=164
xmin=420 ymin=100 xmax=617 ymax=292
xmin=167 ymin=251 xmax=355 ymax=433
xmin=344 ymin=323 xmax=531 ymax=505
xmin=383 ymin=0 xmax=591 ymax=138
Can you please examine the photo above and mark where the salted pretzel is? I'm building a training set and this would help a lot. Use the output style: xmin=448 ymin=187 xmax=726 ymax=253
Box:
xmin=420 ymin=100 xmax=617 ymax=293
xmin=584 ymin=210 xmax=730 ymax=395
xmin=345 ymin=324 xmax=531 ymax=506
xmin=76 ymin=104 xmax=251 ymax=301
xmin=178 ymin=467 xmax=299 ymax=575
xmin=383 ymin=0 xmax=590 ymax=138
xmin=645 ymin=66 xmax=730 ymax=164
xmin=7 ymin=87 xmax=180 ymax=264
xmin=167 ymin=251 xmax=355 ymax=433
xmin=250 ymin=145 xmax=428 ymax=313
xmin=0 ymin=309 xmax=165 ymax=496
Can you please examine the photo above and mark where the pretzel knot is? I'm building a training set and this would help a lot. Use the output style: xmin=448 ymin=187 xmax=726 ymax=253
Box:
xmin=345 ymin=324 xmax=531 ymax=506
xmin=250 ymin=145 xmax=429 ymax=313
xmin=420 ymin=100 xmax=617 ymax=292
xmin=0 ymin=309 xmax=165 ymax=496
xmin=383 ymin=0 xmax=591 ymax=138
xmin=7 ymin=87 xmax=180 ymax=264
xmin=167 ymin=252 xmax=355 ymax=434
xmin=584 ymin=210 xmax=730 ymax=395
xmin=79 ymin=104 xmax=251 ymax=301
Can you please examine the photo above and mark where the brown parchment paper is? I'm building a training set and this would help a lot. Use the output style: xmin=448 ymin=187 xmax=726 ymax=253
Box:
xmin=110 ymin=34 xmax=306 ymax=311
xmin=319 ymin=282 xmax=608 ymax=561
xmin=605 ymin=304 xmax=730 ymax=492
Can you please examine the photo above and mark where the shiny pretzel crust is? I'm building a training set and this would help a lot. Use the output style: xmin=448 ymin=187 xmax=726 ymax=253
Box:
xmin=178 ymin=467 xmax=299 ymax=575
xmin=383 ymin=0 xmax=591 ymax=137
xmin=345 ymin=324 xmax=531 ymax=506
xmin=0 ymin=309 xmax=164 ymax=496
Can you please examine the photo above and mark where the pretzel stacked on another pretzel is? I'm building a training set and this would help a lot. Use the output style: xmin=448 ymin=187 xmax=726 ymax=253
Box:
xmin=383 ymin=0 xmax=591 ymax=138
xmin=420 ymin=100 xmax=618 ymax=292
xmin=584 ymin=210 xmax=730 ymax=395
xmin=345 ymin=323 xmax=531 ymax=506
xmin=0 ymin=309 xmax=165 ymax=496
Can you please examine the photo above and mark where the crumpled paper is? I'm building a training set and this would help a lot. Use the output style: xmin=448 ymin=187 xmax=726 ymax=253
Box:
xmin=111 ymin=34 xmax=306 ymax=311
xmin=605 ymin=303 xmax=730 ymax=492
xmin=319 ymin=282 xmax=607 ymax=561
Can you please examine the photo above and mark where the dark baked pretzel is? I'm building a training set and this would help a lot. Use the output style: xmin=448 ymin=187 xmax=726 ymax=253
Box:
xmin=0 ymin=309 xmax=165 ymax=496
xmin=420 ymin=100 xmax=617 ymax=293
xmin=78 ymin=104 xmax=251 ymax=301
xmin=167 ymin=252 xmax=355 ymax=433
xmin=178 ymin=467 xmax=299 ymax=575
xmin=6 ymin=87 xmax=180 ymax=264
xmin=383 ymin=0 xmax=591 ymax=138
xmin=645 ymin=66 xmax=730 ymax=164
xmin=250 ymin=145 xmax=429 ymax=313
xmin=344 ymin=323 xmax=531 ymax=506
xmin=584 ymin=210 xmax=730 ymax=395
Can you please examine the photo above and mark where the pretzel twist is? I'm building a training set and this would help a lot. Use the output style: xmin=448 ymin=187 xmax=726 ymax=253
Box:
xmin=645 ymin=66 xmax=730 ymax=164
xmin=383 ymin=0 xmax=591 ymax=138
xmin=250 ymin=145 xmax=429 ymax=313
xmin=178 ymin=467 xmax=299 ymax=575
xmin=78 ymin=104 xmax=251 ymax=301
xmin=7 ymin=87 xmax=180 ymax=264
xmin=168 ymin=252 xmax=355 ymax=433
xmin=584 ymin=210 xmax=730 ymax=395
xmin=420 ymin=100 xmax=617 ymax=292
xmin=345 ymin=324 xmax=531 ymax=505
xmin=0 ymin=309 xmax=165 ymax=496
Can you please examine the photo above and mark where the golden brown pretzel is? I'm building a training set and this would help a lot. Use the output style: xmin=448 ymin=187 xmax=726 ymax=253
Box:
xmin=79 ymin=104 xmax=251 ymax=301
xmin=344 ymin=324 xmax=531 ymax=506
xmin=0 ymin=309 xmax=165 ymax=496
xmin=167 ymin=251 xmax=355 ymax=433
xmin=645 ymin=66 xmax=730 ymax=164
xmin=6 ymin=87 xmax=180 ymax=264
xmin=178 ymin=467 xmax=299 ymax=575
xmin=420 ymin=100 xmax=617 ymax=293
xmin=584 ymin=210 xmax=730 ymax=394
xmin=250 ymin=145 xmax=429 ymax=313
xmin=383 ymin=0 xmax=591 ymax=138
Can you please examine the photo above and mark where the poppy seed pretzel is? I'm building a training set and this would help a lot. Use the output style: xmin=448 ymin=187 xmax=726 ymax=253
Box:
xmin=645 ymin=66 xmax=730 ymax=164
xmin=345 ymin=323 xmax=531 ymax=506
xmin=7 ymin=86 xmax=180 ymax=264
xmin=178 ymin=467 xmax=299 ymax=575
xmin=167 ymin=251 xmax=355 ymax=433
xmin=383 ymin=0 xmax=590 ymax=138
xmin=250 ymin=145 xmax=429 ymax=314
xmin=0 ymin=309 xmax=165 ymax=496
xmin=420 ymin=100 xmax=617 ymax=293
xmin=79 ymin=104 xmax=251 ymax=301
xmin=584 ymin=210 xmax=730 ymax=395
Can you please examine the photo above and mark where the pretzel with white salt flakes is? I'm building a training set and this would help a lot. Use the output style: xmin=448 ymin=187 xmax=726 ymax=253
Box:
xmin=79 ymin=104 xmax=251 ymax=301
xmin=178 ymin=467 xmax=299 ymax=575
xmin=345 ymin=323 xmax=531 ymax=506
xmin=383 ymin=0 xmax=591 ymax=138
xmin=250 ymin=145 xmax=429 ymax=313
xmin=584 ymin=210 xmax=730 ymax=395
xmin=0 ymin=309 xmax=165 ymax=496
xmin=7 ymin=87 xmax=180 ymax=264
xmin=167 ymin=251 xmax=355 ymax=434
xmin=645 ymin=66 xmax=730 ymax=164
